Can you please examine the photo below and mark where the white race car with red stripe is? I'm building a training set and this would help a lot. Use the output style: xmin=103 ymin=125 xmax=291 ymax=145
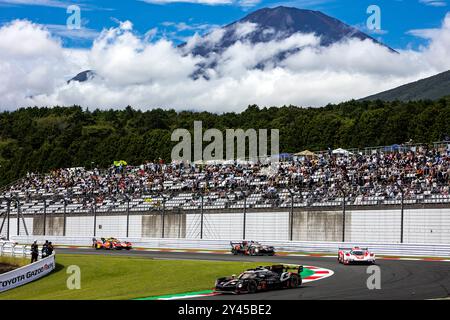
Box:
xmin=338 ymin=247 xmax=376 ymax=265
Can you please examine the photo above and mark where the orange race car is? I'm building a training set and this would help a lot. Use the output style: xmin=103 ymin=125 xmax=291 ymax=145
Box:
xmin=94 ymin=237 xmax=133 ymax=250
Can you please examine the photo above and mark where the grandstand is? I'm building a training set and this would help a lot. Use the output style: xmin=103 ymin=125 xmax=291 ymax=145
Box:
xmin=1 ymin=142 xmax=449 ymax=213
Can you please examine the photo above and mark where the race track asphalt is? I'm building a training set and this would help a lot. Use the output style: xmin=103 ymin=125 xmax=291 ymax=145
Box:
xmin=56 ymin=248 xmax=450 ymax=300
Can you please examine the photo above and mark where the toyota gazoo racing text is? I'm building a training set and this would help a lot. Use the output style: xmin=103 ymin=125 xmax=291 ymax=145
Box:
xmin=230 ymin=241 xmax=275 ymax=256
xmin=215 ymin=264 xmax=302 ymax=294
xmin=94 ymin=237 xmax=133 ymax=250
xmin=338 ymin=246 xmax=376 ymax=265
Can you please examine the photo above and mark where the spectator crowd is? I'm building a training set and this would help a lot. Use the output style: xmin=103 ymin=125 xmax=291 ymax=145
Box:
xmin=4 ymin=144 xmax=450 ymax=208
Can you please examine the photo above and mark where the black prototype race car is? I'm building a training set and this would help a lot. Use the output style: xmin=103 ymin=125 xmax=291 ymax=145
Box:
xmin=230 ymin=241 xmax=275 ymax=256
xmin=215 ymin=264 xmax=303 ymax=294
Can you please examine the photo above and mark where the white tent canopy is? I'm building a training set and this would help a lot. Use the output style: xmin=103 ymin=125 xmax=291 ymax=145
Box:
xmin=332 ymin=148 xmax=352 ymax=155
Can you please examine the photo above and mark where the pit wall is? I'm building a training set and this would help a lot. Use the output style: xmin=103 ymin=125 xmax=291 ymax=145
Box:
xmin=2 ymin=207 xmax=450 ymax=244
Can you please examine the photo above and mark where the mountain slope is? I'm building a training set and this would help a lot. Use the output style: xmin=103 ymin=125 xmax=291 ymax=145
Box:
xmin=362 ymin=70 xmax=450 ymax=102
xmin=69 ymin=6 xmax=395 ymax=83
xmin=182 ymin=6 xmax=395 ymax=57
xmin=67 ymin=70 xmax=95 ymax=84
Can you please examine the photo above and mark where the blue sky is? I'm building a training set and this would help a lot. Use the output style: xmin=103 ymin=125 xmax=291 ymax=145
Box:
xmin=0 ymin=0 xmax=448 ymax=49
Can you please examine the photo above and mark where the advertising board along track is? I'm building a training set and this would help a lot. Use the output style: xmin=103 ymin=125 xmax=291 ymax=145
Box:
xmin=0 ymin=253 xmax=55 ymax=292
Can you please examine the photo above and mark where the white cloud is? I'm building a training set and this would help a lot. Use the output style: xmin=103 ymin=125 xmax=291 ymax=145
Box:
xmin=140 ymin=0 xmax=261 ymax=8
xmin=420 ymin=0 xmax=447 ymax=7
xmin=407 ymin=28 xmax=441 ymax=39
xmin=1 ymin=13 xmax=450 ymax=112
xmin=0 ymin=0 xmax=73 ymax=8
xmin=232 ymin=21 xmax=258 ymax=38
xmin=44 ymin=24 xmax=100 ymax=40
xmin=140 ymin=0 xmax=234 ymax=6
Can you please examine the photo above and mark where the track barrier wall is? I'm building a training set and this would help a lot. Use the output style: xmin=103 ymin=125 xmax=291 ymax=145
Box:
xmin=3 ymin=207 xmax=450 ymax=244
xmin=10 ymin=236 xmax=450 ymax=258
xmin=0 ymin=252 xmax=55 ymax=293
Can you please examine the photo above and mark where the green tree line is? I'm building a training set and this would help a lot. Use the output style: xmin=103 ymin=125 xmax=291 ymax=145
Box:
xmin=0 ymin=97 xmax=449 ymax=186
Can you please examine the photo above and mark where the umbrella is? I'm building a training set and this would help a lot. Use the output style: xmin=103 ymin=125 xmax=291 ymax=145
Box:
xmin=113 ymin=160 xmax=128 ymax=166
xmin=294 ymin=150 xmax=316 ymax=157
xmin=332 ymin=148 xmax=351 ymax=155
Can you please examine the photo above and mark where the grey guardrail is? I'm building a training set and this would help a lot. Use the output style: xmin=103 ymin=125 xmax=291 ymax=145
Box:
xmin=11 ymin=236 xmax=450 ymax=258
xmin=0 ymin=241 xmax=30 ymax=258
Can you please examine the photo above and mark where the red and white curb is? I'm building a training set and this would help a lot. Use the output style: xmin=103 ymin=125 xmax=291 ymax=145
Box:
xmin=55 ymin=245 xmax=450 ymax=262
xmin=302 ymin=265 xmax=334 ymax=283
xmin=147 ymin=265 xmax=334 ymax=300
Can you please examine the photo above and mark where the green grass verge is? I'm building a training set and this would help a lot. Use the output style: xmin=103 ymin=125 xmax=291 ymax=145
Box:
xmin=0 ymin=254 xmax=307 ymax=300
xmin=0 ymin=256 xmax=29 ymax=268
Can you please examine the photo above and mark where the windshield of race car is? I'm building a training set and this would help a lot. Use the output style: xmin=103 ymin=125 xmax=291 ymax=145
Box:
xmin=239 ymin=272 xmax=257 ymax=280
xmin=351 ymin=250 xmax=365 ymax=255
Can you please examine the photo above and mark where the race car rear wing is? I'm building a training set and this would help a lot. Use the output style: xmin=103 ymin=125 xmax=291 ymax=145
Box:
xmin=338 ymin=247 xmax=369 ymax=251
xmin=265 ymin=264 xmax=304 ymax=274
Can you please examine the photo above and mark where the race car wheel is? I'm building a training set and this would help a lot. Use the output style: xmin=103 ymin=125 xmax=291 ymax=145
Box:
xmin=290 ymin=276 xmax=299 ymax=288
xmin=248 ymin=281 xmax=257 ymax=294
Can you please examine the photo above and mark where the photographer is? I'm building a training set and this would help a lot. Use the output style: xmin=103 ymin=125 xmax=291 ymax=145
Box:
xmin=30 ymin=240 xmax=39 ymax=263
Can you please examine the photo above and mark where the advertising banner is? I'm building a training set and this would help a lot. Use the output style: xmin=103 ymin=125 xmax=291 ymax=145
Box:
xmin=0 ymin=254 xmax=55 ymax=293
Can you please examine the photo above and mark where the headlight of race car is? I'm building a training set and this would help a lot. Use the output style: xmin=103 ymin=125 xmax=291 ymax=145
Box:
xmin=255 ymin=248 xmax=259 ymax=252
xmin=237 ymin=283 xmax=243 ymax=288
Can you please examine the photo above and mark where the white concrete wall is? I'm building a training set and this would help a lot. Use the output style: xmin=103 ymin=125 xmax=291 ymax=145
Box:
xmin=4 ymin=208 xmax=450 ymax=244
xmin=404 ymin=208 xmax=450 ymax=244
xmin=245 ymin=211 xmax=289 ymax=241
xmin=95 ymin=215 xmax=128 ymax=238
xmin=65 ymin=216 xmax=95 ymax=237
xmin=128 ymin=215 xmax=142 ymax=238
xmin=186 ymin=213 xmax=243 ymax=239
xmin=5 ymin=217 xmax=33 ymax=237
xmin=347 ymin=209 xmax=402 ymax=243
xmin=185 ymin=211 xmax=289 ymax=240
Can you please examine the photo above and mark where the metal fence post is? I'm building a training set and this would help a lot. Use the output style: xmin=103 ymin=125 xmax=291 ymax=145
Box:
xmin=6 ymin=200 xmax=10 ymax=241
xmin=243 ymin=193 xmax=247 ymax=240
xmin=126 ymin=197 xmax=130 ymax=238
xmin=200 ymin=193 xmax=204 ymax=239
xmin=290 ymin=190 xmax=294 ymax=241
xmin=43 ymin=199 xmax=47 ymax=236
xmin=16 ymin=199 xmax=20 ymax=236
xmin=63 ymin=199 xmax=67 ymax=237
xmin=178 ymin=207 xmax=182 ymax=239
xmin=161 ymin=196 xmax=166 ymax=239
xmin=342 ymin=195 xmax=346 ymax=242
xmin=400 ymin=189 xmax=404 ymax=244
xmin=93 ymin=198 xmax=97 ymax=237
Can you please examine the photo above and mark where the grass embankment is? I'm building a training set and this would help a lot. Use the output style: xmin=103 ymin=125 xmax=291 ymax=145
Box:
xmin=0 ymin=254 xmax=297 ymax=300
xmin=0 ymin=256 xmax=29 ymax=274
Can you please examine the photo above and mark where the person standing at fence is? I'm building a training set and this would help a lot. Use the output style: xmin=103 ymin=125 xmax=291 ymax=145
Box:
xmin=31 ymin=240 xmax=39 ymax=263
xmin=42 ymin=240 xmax=49 ymax=258
xmin=47 ymin=242 xmax=54 ymax=256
